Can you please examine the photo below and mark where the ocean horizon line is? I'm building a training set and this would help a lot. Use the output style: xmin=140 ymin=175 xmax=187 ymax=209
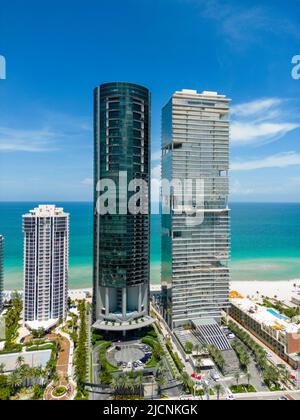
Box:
xmin=1 ymin=200 xmax=300 ymax=205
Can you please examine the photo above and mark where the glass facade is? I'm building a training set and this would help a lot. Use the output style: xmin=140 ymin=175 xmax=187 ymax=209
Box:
xmin=161 ymin=89 xmax=231 ymax=329
xmin=93 ymin=83 xmax=152 ymax=331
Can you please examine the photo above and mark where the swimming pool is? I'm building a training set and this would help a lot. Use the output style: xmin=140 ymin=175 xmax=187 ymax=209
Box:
xmin=267 ymin=309 xmax=289 ymax=322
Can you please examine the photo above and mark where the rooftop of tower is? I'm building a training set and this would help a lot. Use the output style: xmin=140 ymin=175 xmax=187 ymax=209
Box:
xmin=23 ymin=204 xmax=68 ymax=218
xmin=174 ymin=88 xmax=230 ymax=100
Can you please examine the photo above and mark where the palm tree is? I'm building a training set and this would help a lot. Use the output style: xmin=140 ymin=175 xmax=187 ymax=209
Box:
xmin=123 ymin=374 xmax=134 ymax=396
xmin=52 ymin=371 xmax=60 ymax=385
xmin=16 ymin=355 xmax=25 ymax=369
xmin=19 ymin=364 xmax=33 ymax=387
xmin=127 ymin=377 xmax=137 ymax=395
xmin=32 ymin=366 xmax=45 ymax=385
xmin=156 ymin=375 xmax=167 ymax=397
xmin=136 ymin=372 xmax=144 ymax=398
xmin=156 ymin=360 xmax=166 ymax=377
xmin=111 ymin=376 xmax=122 ymax=398
xmin=195 ymin=359 xmax=202 ymax=373
xmin=241 ymin=354 xmax=250 ymax=371
xmin=180 ymin=372 xmax=193 ymax=393
xmin=246 ymin=371 xmax=252 ymax=388
xmin=234 ymin=372 xmax=240 ymax=387
xmin=194 ymin=344 xmax=201 ymax=357
xmin=8 ymin=371 xmax=23 ymax=390
xmin=214 ymin=384 xmax=223 ymax=400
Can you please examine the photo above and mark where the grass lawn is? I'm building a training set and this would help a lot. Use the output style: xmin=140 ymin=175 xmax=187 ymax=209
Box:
xmin=230 ymin=384 xmax=257 ymax=394
xmin=268 ymin=385 xmax=285 ymax=392
xmin=99 ymin=341 xmax=120 ymax=373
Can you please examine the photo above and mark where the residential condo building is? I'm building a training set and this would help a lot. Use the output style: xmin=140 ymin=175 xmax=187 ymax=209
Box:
xmin=161 ymin=89 xmax=231 ymax=330
xmin=230 ymin=295 xmax=300 ymax=369
xmin=23 ymin=205 xmax=69 ymax=329
xmin=93 ymin=82 xmax=153 ymax=332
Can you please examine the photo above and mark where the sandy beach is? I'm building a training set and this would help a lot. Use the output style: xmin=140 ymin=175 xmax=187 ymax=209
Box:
xmin=67 ymin=281 xmax=300 ymax=302
xmin=230 ymin=280 xmax=300 ymax=301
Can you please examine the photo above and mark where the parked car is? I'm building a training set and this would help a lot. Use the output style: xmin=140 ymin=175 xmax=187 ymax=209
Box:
xmin=211 ymin=371 xmax=221 ymax=381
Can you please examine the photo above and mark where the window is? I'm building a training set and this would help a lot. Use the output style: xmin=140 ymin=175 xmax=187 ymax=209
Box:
xmin=109 ymin=111 xmax=120 ymax=119
xmin=173 ymin=231 xmax=182 ymax=238
xmin=133 ymin=129 xmax=141 ymax=138
xmin=109 ymin=101 xmax=120 ymax=110
xmin=133 ymin=112 xmax=142 ymax=121
xmin=133 ymin=103 xmax=142 ymax=112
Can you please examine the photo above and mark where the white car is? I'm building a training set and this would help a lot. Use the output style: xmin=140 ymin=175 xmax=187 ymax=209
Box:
xmin=211 ymin=371 xmax=221 ymax=381
xmin=227 ymin=333 xmax=235 ymax=340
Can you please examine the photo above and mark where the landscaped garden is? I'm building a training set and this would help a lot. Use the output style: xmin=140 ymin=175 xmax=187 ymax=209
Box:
xmin=74 ymin=301 xmax=89 ymax=400
xmin=52 ymin=385 xmax=67 ymax=398
xmin=230 ymin=384 xmax=257 ymax=394
xmin=1 ymin=292 xmax=23 ymax=354
xmin=228 ymin=320 xmax=289 ymax=390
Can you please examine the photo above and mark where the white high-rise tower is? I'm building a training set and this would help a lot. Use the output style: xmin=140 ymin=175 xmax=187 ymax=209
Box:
xmin=161 ymin=89 xmax=231 ymax=329
xmin=23 ymin=205 xmax=69 ymax=329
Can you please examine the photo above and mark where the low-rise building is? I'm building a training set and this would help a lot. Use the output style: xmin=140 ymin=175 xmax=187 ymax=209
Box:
xmin=0 ymin=349 xmax=52 ymax=373
xmin=230 ymin=296 xmax=300 ymax=369
xmin=291 ymin=294 xmax=300 ymax=307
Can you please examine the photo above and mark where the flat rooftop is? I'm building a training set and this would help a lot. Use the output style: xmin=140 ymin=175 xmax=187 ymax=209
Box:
xmin=231 ymin=296 xmax=300 ymax=334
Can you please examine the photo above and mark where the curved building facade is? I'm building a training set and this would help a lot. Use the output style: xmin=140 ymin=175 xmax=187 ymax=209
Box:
xmin=93 ymin=82 xmax=152 ymax=332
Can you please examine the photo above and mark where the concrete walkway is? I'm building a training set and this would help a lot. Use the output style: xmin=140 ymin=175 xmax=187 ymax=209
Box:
xmin=151 ymin=304 xmax=193 ymax=375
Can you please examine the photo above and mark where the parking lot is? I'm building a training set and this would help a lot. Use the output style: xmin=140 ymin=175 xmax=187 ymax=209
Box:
xmin=107 ymin=342 xmax=152 ymax=370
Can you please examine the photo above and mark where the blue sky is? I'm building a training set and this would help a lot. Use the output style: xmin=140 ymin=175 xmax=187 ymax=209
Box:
xmin=0 ymin=0 xmax=299 ymax=202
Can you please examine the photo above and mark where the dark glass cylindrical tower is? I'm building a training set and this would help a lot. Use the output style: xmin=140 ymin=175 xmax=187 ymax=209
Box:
xmin=93 ymin=82 xmax=152 ymax=332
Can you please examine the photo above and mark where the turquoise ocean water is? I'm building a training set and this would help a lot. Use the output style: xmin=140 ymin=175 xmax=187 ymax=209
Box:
xmin=0 ymin=202 xmax=299 ymax=290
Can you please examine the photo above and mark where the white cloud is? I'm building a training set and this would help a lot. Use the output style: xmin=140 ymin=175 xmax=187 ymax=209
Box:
xmin=231 ymin=122 xmax=299 ymax=146
xmin=232 ymin=152 xmax=300 ymax=171
xmin=152 ymin=164 xmax=161 ymax=181
xmin=231 ymin=97 xmax=299 ymax=146
xmin=0 ymin=127 xmax=58 ymax=152
xmin=231 ymin=98 xmax=283 ymax=118
xmin=0 ymin=112 xmax=92 ymax=153
xmin=152 ymin=150 xmax=161 ymax=161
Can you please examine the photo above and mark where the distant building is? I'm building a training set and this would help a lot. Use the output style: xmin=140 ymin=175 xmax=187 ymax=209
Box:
xmin=93 ymin=82 xmax=154 ymax=332
xmin=161 ymin=89 xmax=231 ymax=329
xmin=0 ymin=235 xmax=3 ymax=313
xmin=23 ymin=205 xmax=69 ymax=330
xmin=291 ymin=294 xmax=300 ymax=307
xmin=230 ymin=296 xmax=300 ymax=369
